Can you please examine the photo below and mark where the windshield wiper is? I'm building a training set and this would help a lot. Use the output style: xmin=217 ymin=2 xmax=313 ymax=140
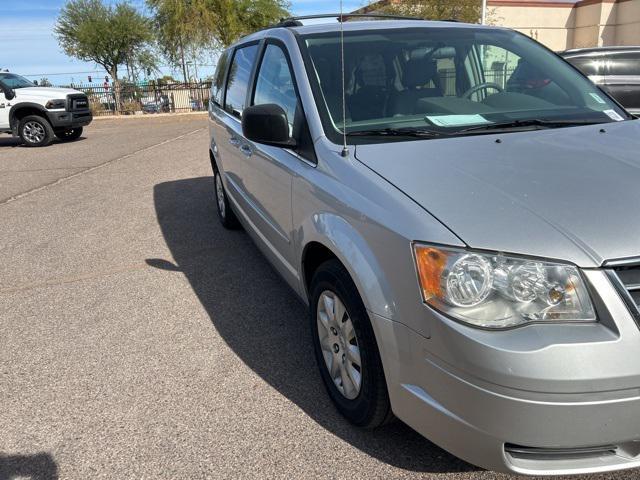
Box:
xmin=347 ymin=127 xmax=447 ymax=138
xmin=457 ymin=118 xmax=606 ymax=135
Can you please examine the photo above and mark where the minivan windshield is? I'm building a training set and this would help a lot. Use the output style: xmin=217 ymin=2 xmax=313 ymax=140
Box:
xmin=0 ymin=73 xmax=35 ymax=89
xmin=302 ymin=27 xmax=631 ymax=141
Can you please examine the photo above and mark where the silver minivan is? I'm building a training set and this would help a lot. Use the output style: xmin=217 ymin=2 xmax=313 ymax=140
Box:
xmin=207 ymin=15 xmax=640 ymax=476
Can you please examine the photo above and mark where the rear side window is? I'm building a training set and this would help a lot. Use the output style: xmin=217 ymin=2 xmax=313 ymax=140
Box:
xmin=253 ymin=44 xmax=299 ymax=131
xmin=211 ymin=50 xmax=230 ymax=107
xmin=607 ymin=52 xmax=640 ymax=76
xmin=225 ymin=44 xmax=259 ymax=117
xmin=566 ymin=57 xmax=603 ymax=76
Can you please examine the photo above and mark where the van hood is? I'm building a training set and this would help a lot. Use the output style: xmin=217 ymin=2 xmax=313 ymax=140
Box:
xmin=15 ymin=87 xmax=84 ymax=98
xmin=354 ymin=120 xmax=640 ymax=267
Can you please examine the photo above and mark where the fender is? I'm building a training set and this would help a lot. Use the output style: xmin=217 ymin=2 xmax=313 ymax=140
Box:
xmin=9 ymin=102 xmax=49 ymax=132
xmin=300 ymin=212 xmax=396 ymax=320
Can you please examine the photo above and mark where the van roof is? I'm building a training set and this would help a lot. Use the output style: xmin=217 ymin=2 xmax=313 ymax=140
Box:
xmin=232 ymin=18 xmax=505 ymax=47
xmin=288 ymin=19 xmax=495 ymax=35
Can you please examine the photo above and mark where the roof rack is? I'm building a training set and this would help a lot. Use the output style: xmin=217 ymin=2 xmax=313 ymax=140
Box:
xmin=274 ymin=13 xmax=424 ymax=27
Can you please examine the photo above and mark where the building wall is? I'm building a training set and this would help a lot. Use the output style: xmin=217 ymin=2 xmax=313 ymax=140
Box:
xmin=489 ymin=3 xmax=576 ymax=50
xmin=489 ymin=0 xmax=640 ymax=50
xmin=357 ymin=0 xmax=640 ymax=50
xmin=615 ymin=0 xmax=640 ymax=45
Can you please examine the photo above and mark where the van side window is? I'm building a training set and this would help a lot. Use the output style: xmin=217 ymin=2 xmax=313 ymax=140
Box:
xmin=252 ymin=44 xmax=300 ymax=132
xmin=211 ymin=51 xmax=230 ymax=107
xmin=225 ymin=44 xmax=259 ymax=118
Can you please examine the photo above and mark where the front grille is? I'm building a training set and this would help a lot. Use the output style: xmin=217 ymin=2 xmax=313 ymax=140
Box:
xmin=67 ymin=94 xmax=89 ymax=111
xmin=606 ymin=260 xmax=640 ymax=321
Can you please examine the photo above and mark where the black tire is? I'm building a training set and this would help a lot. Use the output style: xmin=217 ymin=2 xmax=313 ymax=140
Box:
xmin=310 ymin=259 xmax=392 ymax=428
xmin=213 ymin=166 xmax=241 ymax=230
xmin=55 ymin=127 xmax=83 ymax=142
xmin=19 ymin=115 xmax=54 ymax=147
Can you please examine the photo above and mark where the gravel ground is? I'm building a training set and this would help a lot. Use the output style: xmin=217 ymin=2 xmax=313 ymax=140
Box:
xmin=0 ymin=115 xmax=636 ymax=479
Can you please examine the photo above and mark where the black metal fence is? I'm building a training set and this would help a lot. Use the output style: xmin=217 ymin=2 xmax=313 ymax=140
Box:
xmin=61 ymin=81 xmax=212 ymax=116
xmin=58 ymin=68 xmax=516 ymax=117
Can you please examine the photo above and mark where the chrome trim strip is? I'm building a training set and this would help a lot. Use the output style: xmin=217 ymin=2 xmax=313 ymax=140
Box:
xmin=604 ymin=270 xmax=640 ymax=325
xmin=602 ymin=257 xmax=640 ymax=268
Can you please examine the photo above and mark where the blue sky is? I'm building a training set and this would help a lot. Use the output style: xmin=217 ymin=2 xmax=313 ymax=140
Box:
xmin=1 ymin=0 xmax=363 ymax=85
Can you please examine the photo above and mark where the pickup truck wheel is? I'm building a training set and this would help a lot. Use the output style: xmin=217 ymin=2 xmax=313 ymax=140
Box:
xmin=214 ymin=168 xmax=241 ymax=229
xmin=55 ymin=127 xmax=83 ymax=142
xmin=19 ymin=115 xmax=54 ymax=147
xmin=310 ymin=259 xmax=392 ymax=428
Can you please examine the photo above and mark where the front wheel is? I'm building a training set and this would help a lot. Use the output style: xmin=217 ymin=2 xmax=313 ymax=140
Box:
xmin=55 ymin=127 xmax=83 ymax=142
xmin=310 ymin=259 xmax=392 ymax=428
xmin=19 ymin=115 xmax=54 ymax=147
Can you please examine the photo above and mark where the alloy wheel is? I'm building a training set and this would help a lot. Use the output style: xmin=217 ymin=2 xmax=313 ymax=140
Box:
xmin=317 ymin=290 xmax=362 ymax=400
xmin=23 ymin=121 xmax=46 ymax=144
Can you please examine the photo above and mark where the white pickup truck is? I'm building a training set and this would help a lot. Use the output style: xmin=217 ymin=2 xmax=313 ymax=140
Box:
xmin=0 ymin=72 xmax=92 ymax=147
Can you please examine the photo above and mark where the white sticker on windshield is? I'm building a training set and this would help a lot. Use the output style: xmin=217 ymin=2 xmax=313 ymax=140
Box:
xmin=589 ymin=92 xmax=606 ymax=104
xmin=426 ymin=114 xmax=491 ymax=127
xmin=603 ymin=109 xmax=624 ymax=121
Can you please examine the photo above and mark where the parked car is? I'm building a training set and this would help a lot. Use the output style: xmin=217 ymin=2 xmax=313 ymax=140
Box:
xmin=561 ymin=46 xmax=640 ymax=115
xmin=0 ymin=72 xmax=92 ymax=147
xmin=141 ymin=94 xmax=170 ymax=114
xmin=208 ymin=15 xmax=640 ymax=476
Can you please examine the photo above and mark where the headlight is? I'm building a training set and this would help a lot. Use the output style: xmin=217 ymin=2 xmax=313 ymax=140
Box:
xmin=413 ymin=244 xmax=596 ymax=329
xmin=45 ymin=99 xmax=66 ymax=109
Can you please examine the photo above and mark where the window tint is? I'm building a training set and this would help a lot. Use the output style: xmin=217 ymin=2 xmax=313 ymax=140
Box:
xmin=607 ymin=53 xmax=640 ymax=76
xmin=253 ymin=44 xmax=299 ymax=129
xmin=225 ymin=44 xmax=259 ymax=117
xmin=0 ymin=73 xmax=34 ymax=89
xmin=211 ymin=50 xmax=230 ymax=107
xmin=566 ymin=57 xmax=603 ymax=76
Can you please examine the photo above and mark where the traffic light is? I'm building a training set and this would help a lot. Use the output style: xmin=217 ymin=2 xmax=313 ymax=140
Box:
xmin=88 ymin=75 xmax=92 ymax=82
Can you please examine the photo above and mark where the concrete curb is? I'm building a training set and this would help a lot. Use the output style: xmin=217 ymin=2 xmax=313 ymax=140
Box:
xmin=93 ymin=111 xmax=208 ymax=121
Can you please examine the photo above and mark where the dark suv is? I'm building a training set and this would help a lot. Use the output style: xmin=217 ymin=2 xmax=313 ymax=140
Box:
xmin=561 ymin=46 xmax=640 ymax=115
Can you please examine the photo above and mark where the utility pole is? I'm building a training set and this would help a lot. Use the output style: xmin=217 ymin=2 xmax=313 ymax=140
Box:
xmin=481 ymin=0 xmax=487 ymax=24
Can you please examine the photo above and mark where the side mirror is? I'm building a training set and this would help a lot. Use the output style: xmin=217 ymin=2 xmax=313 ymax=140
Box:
xmin=242 ymin=104 xmax=296 ymax=148
xmin=0 ymin=82 xmax=15 ymax=100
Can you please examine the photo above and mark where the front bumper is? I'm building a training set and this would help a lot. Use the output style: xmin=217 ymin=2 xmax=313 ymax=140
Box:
xmin=370 ymin=270 xmax=640 ymax=475
xmin=46 ymin=109 xmax=93 ymax=129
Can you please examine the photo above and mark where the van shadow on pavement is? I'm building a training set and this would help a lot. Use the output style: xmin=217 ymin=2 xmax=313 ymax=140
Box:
xmin=0 ymin=452 xmax=58 ymax=480
xmin=149 ymin=176 xmax=476 ymax=474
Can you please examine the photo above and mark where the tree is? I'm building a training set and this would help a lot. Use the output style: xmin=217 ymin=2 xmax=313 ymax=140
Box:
xmin=363 ymin=0 xmax=482 ymax=24
xmin=147 ymin=0 xmax=204 ymax=83
xmin=148 ymin=0 xmax=290 ymax=80
xmin=55 ymin=0 xmax=154 ymax=110
xmin=39 ymin=78 xmax=53 ymax=87
xmin=202 ymin=0 xmax=290 ymax=47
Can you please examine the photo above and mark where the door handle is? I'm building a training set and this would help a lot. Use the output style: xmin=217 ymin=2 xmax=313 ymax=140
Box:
xmin=240 ymin=144 xmax=253 ymax=158
xmin=228 ymin=137 xmax=241 ymax=147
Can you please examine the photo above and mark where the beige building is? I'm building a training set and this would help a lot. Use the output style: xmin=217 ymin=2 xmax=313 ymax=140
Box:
xmin=356 ymin=0 xmax=640 ymax=51
xmin=490 ymin=0 xmax=640 ymax=51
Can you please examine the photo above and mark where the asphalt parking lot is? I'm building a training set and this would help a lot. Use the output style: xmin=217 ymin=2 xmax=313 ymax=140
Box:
xmin=0 ymin=115 xmax=635 ymax=479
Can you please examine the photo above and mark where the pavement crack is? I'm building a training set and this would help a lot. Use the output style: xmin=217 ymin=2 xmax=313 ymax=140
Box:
xmin=0 ymin=128 xmax=204 ymax=207
xmin=0 ymin=263 xmax=148 ymax=295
